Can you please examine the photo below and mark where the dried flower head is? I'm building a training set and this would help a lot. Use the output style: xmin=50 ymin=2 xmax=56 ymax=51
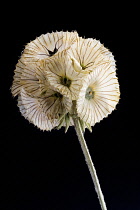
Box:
xmin=11 ymin=31 xmax=120 ymax=131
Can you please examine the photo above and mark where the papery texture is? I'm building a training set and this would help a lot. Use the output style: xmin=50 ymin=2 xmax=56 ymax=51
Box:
xmin=68 ymin=37 xmax=115 ymax=74
xmin=18 ymin=88 xmax=72 ymax=131
xmin=11 ymin=57 xmax=48 ymax=97
xmin=76 ymin=62 xmax=120 ymax=126
xmin=45 ymin=51 xmax=85 ymax=100
xmin=22 ymin=31 xmax=79 ymax=63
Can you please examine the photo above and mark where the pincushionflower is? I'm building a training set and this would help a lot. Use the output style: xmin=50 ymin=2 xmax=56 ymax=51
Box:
xmin=22 ymin=31 xmax=78 ymax=63
xmin=68 ymin=37 xmax=115 ymax=74
xmin=76 ymin=62 xmax=120 ymax=126
xmin=11 ymin=31 xmax=120 ymax=210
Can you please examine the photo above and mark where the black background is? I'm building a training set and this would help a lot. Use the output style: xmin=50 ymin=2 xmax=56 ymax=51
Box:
xmin=1 ymin=3 xmax=138 ymax=210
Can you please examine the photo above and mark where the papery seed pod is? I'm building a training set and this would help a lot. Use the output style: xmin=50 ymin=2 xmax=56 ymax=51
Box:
xmin=76 ymin=62 xmax=120 ymax=126
xmin=18 ymin=88 xmax=73 ymax=131
xmin=68 ymin=37 xmax=115 ymax=74
xmin=11 ymin=57 xmax=47 ymax=97
xmin=44 ymin=51 xmax=85 ymax=100
xmin=22 ymin=31 xmax=79 ymax=63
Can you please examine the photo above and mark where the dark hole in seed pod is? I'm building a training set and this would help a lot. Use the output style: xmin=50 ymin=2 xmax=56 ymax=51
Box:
xmin=81 ymin=63 xmax=87 ymax=70
xmin=54 ymin=92 xmax=63 ymax=98
xmin=48 ymin=47 xmax=58 ymax=56
xmin=61 ymin=77 xmax=71 ymax=87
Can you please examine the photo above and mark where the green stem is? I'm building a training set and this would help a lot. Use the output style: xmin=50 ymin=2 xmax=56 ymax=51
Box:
xmin=73 ymin=117 xmax=107 ymax=210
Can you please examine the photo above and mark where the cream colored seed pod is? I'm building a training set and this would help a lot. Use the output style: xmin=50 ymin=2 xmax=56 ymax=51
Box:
xmin=76 ymin=62 xmax=120 ymax=126
xmin=44 ymin=51 xmax=85 ymax=100
xmin=22 ymin=31 xmax=79 ymax=63
xmin=18 ymin=88 xmax=73 ymax=131
xmin=11 ymin=57 xmax=47 ymax=97
xmin=68 ymin=37 xmax=115 ymax=74
xmin=18 ymin=88 xmax=58 ymax=131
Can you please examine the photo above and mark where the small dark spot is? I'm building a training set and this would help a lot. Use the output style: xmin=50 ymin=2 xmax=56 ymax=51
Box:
xmin=81 ymin=63 xmax=87 ymax=70
xmin=41 ymin=90 xmax=47 ymax=95
xmin=54 ymin=92 xmax=63 ymax=98
xmin=61 ymin=77 xmax=71 ymax=88
xmin=48 ymin=47 xmax=58 ymax=56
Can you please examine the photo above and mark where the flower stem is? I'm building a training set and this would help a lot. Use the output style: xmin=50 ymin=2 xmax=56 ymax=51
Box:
xmin=73 ymin=117 xmax=108 ymax=210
